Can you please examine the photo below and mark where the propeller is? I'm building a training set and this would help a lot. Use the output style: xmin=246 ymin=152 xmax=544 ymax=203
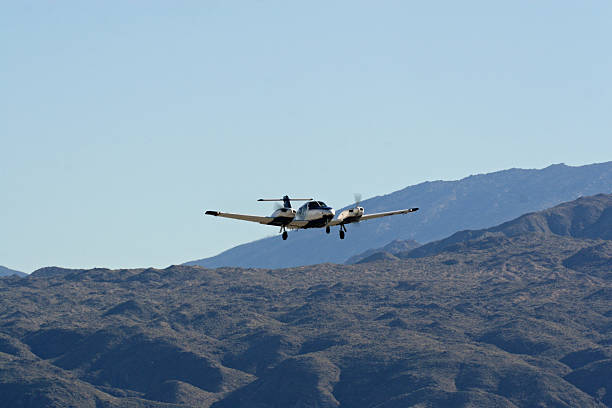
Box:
xmin=351 ymin=193 xmax=363 ymax=227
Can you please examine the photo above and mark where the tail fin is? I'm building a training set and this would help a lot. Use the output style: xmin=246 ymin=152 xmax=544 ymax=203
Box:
xmin=283 ymin=195 xmax=291 ymax=208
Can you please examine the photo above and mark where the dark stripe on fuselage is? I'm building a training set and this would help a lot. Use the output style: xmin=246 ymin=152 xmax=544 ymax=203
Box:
xmin=300 ymin=214 xmax=335 ymax=228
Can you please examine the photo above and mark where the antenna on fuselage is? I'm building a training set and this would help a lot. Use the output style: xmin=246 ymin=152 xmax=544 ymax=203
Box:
xmin=257 ymin=195 xmax=313 ymax=209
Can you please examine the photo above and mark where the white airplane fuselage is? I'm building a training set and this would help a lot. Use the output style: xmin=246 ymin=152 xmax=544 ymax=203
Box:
xmin=294 ymin=201 xmax=335 ymax=228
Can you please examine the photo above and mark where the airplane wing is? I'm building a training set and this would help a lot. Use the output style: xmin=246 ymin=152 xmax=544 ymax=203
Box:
xmin=328 ymin=208 xmax=419 ymax=226
xmin=205 ymin=211 xmax=275 ymax=225
xmin=359 ymin=207 xmax=419 ymax=221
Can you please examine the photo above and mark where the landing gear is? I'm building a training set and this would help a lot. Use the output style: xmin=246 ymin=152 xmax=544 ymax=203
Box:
xmin=280 ymin=226 xmax=288 ymax=240
xmin=339 ymin=224 xmax=347 ymax=240
xmin=326 ymin=226 xmax=330 ymax=234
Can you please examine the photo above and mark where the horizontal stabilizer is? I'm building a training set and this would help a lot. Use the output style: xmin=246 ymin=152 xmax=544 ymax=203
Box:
xmin=258 ymin=195 xmax=313 ymax=209
xmin=257 ymin=198 xmax=313 ymax=201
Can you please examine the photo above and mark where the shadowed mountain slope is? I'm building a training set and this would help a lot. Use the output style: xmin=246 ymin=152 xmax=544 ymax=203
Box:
xmin=187 ymin=162 xmax=612 ymax=269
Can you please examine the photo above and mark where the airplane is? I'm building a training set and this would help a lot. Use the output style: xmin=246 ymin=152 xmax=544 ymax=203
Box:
xmin=205 ymin=195 xmax=419 ymax=240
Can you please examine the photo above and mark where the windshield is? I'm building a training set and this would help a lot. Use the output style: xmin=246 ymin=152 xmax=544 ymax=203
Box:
xmin=307 ymin=201 xmax=328 ymax=209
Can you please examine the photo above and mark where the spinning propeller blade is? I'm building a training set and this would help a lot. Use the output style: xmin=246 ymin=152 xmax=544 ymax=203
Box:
xmin=352 ymin=193 xmax=363 ymax=227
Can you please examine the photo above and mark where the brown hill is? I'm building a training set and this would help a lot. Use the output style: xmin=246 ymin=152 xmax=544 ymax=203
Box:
xmin=1 ymin=194 xmax=611 ymax=407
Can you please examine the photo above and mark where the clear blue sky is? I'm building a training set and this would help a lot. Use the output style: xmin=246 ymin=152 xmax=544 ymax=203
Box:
xmin=1 ymin=2 xmax=611 ymax=273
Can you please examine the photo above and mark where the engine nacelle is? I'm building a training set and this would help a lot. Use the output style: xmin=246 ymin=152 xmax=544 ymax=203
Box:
xmin=271 ymin=208 xmax=296 ymax=220
xmin=337 ymin=206 xmax=364 ymax=223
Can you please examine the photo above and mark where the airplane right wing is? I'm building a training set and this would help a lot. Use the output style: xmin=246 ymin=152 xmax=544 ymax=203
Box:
xmin=204 ymin=211 xmax=276 ymax=225
xmin=357 ymin=207 xmax=419 ymax=221
xmin=327 ymin=207 xmax=419 ymax=226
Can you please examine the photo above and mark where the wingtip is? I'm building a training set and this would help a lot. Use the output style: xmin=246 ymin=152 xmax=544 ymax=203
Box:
xmin=411 ymin=208 xmax=419 ymax=212
xmin=205 ymin=210 xmax=220 ymax=216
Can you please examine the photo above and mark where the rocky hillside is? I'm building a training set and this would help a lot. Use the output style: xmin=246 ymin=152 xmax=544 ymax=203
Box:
xmin=402 ymin=193 xmax=612 ymax=260
xmin=187 ymin=162 xmax=612 ymax=269
xmin=1 ymin=194 xmax=611 ymax=407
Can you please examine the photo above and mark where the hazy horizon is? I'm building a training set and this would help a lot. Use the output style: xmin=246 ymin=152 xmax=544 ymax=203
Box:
xmin=2 ymin=2 xmax=611 ymax=272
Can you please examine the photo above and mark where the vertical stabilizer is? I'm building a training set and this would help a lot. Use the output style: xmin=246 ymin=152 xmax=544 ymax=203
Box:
xmin=283 ymin=195 xmax=292 ymax=208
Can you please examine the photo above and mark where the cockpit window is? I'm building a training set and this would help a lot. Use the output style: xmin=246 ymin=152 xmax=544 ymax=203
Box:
xmin=306 ymin=201 xmax=328 ymax=210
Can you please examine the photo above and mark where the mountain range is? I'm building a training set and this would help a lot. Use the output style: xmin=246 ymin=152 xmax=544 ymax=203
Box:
xmin=1 ymin=192 xmax=611 ymax=407
xmin=0 ymin=266 xmax=26 ymax=278
xmin=187 ymin=161 xmax=612 ymax=269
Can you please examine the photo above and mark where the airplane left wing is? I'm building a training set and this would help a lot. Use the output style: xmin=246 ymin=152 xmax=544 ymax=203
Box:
xmin=205 ymin=211 xmax=276 ymax=225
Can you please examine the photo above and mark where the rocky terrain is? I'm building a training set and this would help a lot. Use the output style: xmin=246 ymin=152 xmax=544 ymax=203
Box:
xmin=1 ymin=193 xmax=611 ymax=407
xmin=188 ymin=161 xmax=612 ymax=268
xmin=345 ymin=239 xmax=421 ymax=264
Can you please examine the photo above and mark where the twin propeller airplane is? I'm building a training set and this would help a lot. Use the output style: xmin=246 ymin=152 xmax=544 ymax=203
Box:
xmin=205 ymin=195 xmax=419 ymax=240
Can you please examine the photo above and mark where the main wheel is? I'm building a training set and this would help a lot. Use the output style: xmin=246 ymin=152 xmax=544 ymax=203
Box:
xmin=339 ymin=230 xmax=345 ymax=240
xmin=282 ymin=231 xmax=288 ymax=240
xmin=326 ymin=226 xmax=330 ymax=234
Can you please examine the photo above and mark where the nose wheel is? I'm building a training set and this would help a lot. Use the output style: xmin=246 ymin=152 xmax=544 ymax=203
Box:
xmin=326 ymin=226 xmax=330 ymax=234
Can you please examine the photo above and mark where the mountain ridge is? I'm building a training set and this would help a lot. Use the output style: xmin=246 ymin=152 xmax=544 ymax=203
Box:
xmin=186 ymin=161 xmax=612 ymax=269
